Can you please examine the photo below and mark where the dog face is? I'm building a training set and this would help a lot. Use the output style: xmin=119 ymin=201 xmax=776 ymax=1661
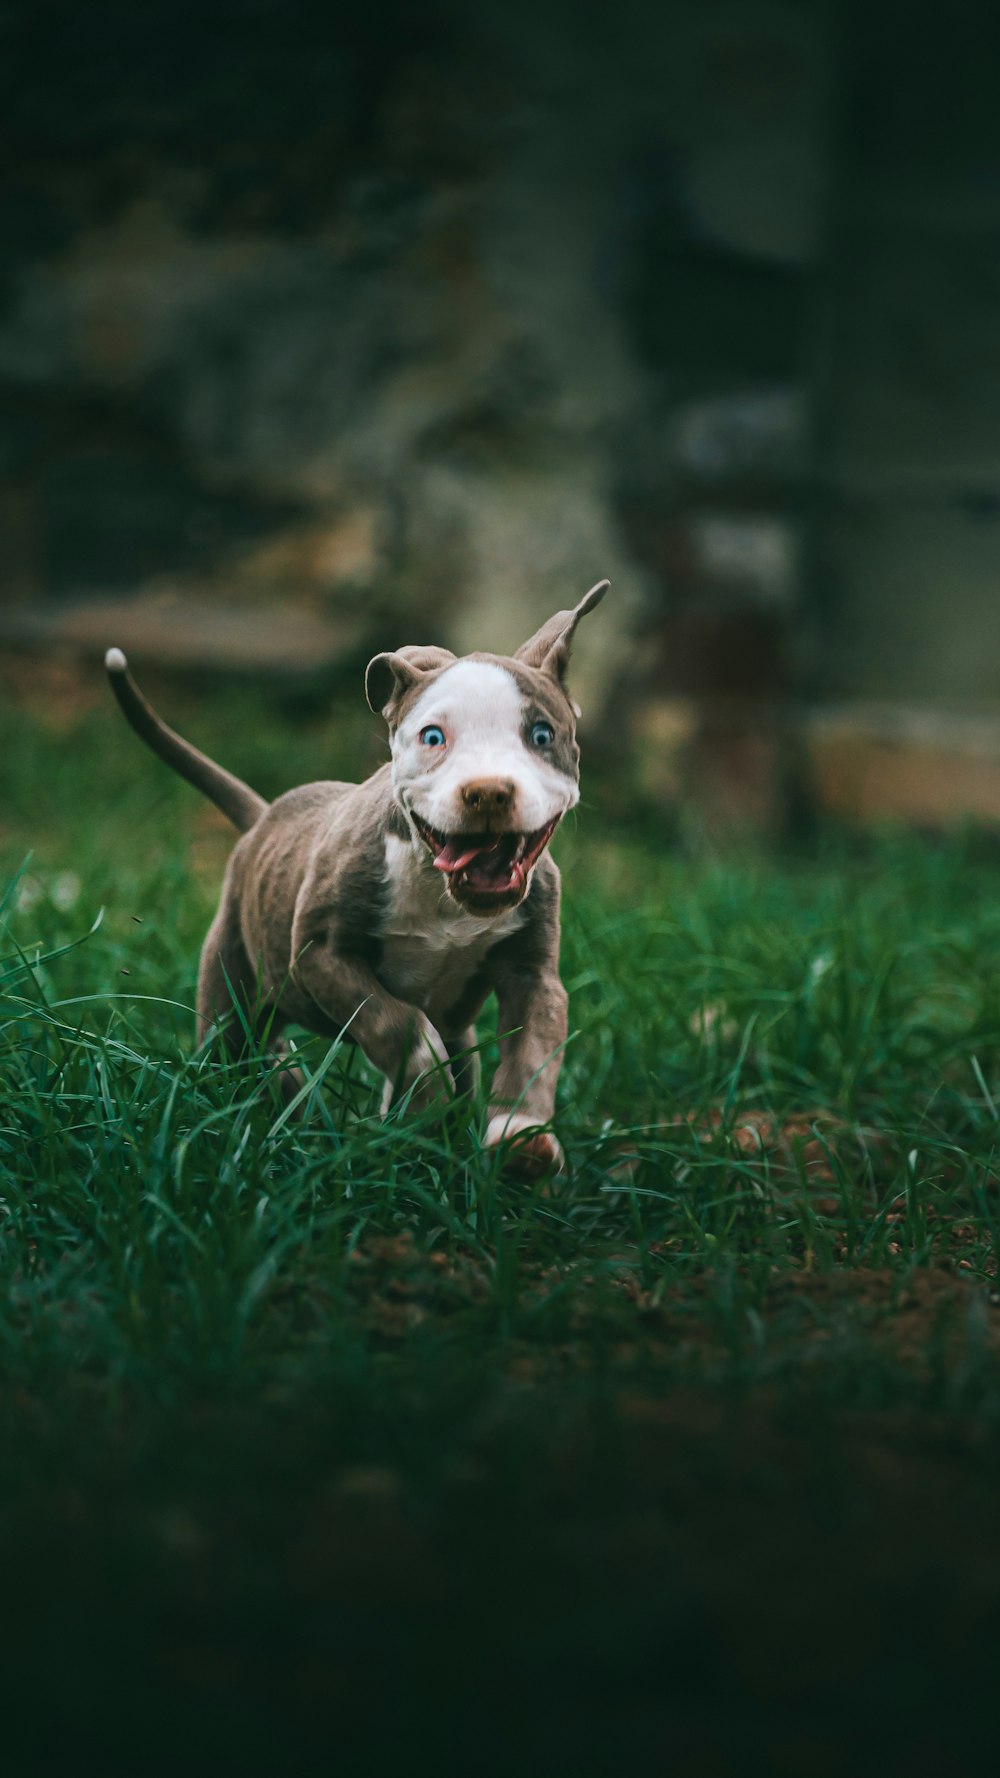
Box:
xmin=366 ymin=581 xmax=608 ymax=913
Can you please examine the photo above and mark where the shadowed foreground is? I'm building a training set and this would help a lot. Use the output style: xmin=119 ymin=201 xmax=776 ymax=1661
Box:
xmin=3 ymin=682 xmax=1000 ymax=1773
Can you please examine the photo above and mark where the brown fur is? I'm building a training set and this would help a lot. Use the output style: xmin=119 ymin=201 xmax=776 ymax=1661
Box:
xmin=107 ymin=582 xmax=608 ymax=1172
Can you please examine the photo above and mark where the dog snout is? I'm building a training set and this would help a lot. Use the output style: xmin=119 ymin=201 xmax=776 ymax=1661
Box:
xmin=461 ymin=777 xmax=515 ymax=818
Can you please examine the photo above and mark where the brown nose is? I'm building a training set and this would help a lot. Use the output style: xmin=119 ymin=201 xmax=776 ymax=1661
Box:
xmin=461 ymin=778 xmax=515 ymax=817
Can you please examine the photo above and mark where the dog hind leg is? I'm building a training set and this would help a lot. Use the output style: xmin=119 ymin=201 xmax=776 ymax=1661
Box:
xmin=197 ymin=899 xmax=261 ymax=1053
xmin=198 ymin=912 xmax=309 ymax=1110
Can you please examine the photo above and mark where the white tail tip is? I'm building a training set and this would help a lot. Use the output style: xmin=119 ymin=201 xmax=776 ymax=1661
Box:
xmin=105 ymin=647 xmax=128 ymax=673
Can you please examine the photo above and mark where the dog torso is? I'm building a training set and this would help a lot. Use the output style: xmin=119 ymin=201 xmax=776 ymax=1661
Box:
xmin=229 ymin=766 xmax=537 ymax=1037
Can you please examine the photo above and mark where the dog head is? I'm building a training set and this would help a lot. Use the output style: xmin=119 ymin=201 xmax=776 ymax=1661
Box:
xmin=366 ymin=580 xmax=609 ymax=913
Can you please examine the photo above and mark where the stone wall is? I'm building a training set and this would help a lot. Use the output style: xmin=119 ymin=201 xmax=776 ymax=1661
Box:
xmin=1 ymin=0 xmax=825 ymax=739
xmin=15 ymin=1 xmax=1000 ymax=830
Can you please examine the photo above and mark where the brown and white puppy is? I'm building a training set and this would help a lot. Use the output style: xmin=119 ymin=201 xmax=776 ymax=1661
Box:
xmin=105 ymin=580 xmax=608 ymax=1175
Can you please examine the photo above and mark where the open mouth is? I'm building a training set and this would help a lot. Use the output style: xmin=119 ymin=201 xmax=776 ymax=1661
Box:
xmin=412 ymin=814 xmax=561 ymax=897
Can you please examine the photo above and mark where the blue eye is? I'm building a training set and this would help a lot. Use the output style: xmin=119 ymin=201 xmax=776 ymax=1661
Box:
xmin=529 ymin=721 xmax=554 ymax=748
xmin=420 ymin=725 xmax=447 ymax=748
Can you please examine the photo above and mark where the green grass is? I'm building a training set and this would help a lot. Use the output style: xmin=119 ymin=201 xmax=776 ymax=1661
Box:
xmin=3 ymin=675 xmax=1000 ymax=1774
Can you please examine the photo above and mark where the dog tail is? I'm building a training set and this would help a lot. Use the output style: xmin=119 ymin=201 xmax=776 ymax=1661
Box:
xmin=105 ymin=648 xmax=269 ymax=833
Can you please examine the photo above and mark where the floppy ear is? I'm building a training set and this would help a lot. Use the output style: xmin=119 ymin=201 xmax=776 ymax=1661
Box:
xmin=365 ymin=645 xmax=457 ymax=719
xmin=514 ymin=579 xmax=609 ymax=687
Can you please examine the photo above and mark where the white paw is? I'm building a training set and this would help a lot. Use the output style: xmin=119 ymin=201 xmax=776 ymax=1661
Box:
xmin=484 ymin=1112 xmax=564 ymax=1178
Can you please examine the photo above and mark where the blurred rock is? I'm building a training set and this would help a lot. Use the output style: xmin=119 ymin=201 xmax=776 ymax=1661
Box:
xmin=6 ymin=2 xmax=1000 ymax=835
xmin=807 ymin=705 xmax=1000 ymax=826
xmin=0 ymin=0 xmax=836 ymax=833
xmin=0 ymin=587 xmax=359 ymax=674
xmin=234 ymin=508 xmax=384 ymax=600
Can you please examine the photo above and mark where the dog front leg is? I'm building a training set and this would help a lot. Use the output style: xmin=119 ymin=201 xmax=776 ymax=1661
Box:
xmin=294 ymin=946 xmax=454 ymax=1113
xmin=486 ymin=972 xmax=568 ymax=1175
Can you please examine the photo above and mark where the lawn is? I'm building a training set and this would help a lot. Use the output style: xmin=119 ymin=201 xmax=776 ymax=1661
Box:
xmin=2 ymin=663 xmax=1000 ymax=1775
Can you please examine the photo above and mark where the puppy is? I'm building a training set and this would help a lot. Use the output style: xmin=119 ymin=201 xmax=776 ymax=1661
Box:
xmin=106 ymin=580 xmax=608 ymax=1175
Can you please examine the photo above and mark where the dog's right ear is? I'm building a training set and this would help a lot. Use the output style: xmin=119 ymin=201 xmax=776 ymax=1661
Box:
xmin=365 ymin=646 xmax=457 ymax=719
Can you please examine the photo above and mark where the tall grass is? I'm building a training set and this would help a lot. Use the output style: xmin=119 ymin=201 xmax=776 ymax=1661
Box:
xmin=4 ymin=688 xmax=1000 ymax=1774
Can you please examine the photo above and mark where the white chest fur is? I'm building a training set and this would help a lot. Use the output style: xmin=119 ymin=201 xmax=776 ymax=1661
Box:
xmin=378 ymin=835 xmax=525 ymax=1018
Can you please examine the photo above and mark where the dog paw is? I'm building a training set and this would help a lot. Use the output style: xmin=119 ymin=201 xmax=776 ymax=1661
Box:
xmin=484 ymin=1113 xmax=564 ymax=1179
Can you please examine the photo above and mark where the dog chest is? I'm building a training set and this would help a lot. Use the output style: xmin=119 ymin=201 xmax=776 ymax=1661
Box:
xmin=378 ymin=929 xmax=497 ymax=1012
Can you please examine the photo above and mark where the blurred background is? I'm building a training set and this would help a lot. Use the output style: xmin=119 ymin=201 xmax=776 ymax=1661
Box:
xmin=3 ymin=0 xmax=1000 ymax=836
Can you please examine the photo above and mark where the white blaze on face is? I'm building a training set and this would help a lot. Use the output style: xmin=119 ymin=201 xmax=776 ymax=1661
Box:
xmin=392 ymin=660 xmax=576 ymax=834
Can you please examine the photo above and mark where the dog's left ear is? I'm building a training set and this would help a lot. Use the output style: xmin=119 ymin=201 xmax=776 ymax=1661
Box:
xmin=515 ymin=580 xmax=609 ymax=693
xmin=365 ymin=645 xmax=457 ymax=719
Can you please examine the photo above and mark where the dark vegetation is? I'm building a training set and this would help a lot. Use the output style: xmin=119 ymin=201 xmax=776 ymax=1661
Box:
xmin=2 ymin=666 xmax=1000 ymax=1771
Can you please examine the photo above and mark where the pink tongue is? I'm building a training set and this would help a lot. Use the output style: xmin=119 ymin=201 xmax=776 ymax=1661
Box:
xmin=433 ymin=836 xmax=498 ymax=874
